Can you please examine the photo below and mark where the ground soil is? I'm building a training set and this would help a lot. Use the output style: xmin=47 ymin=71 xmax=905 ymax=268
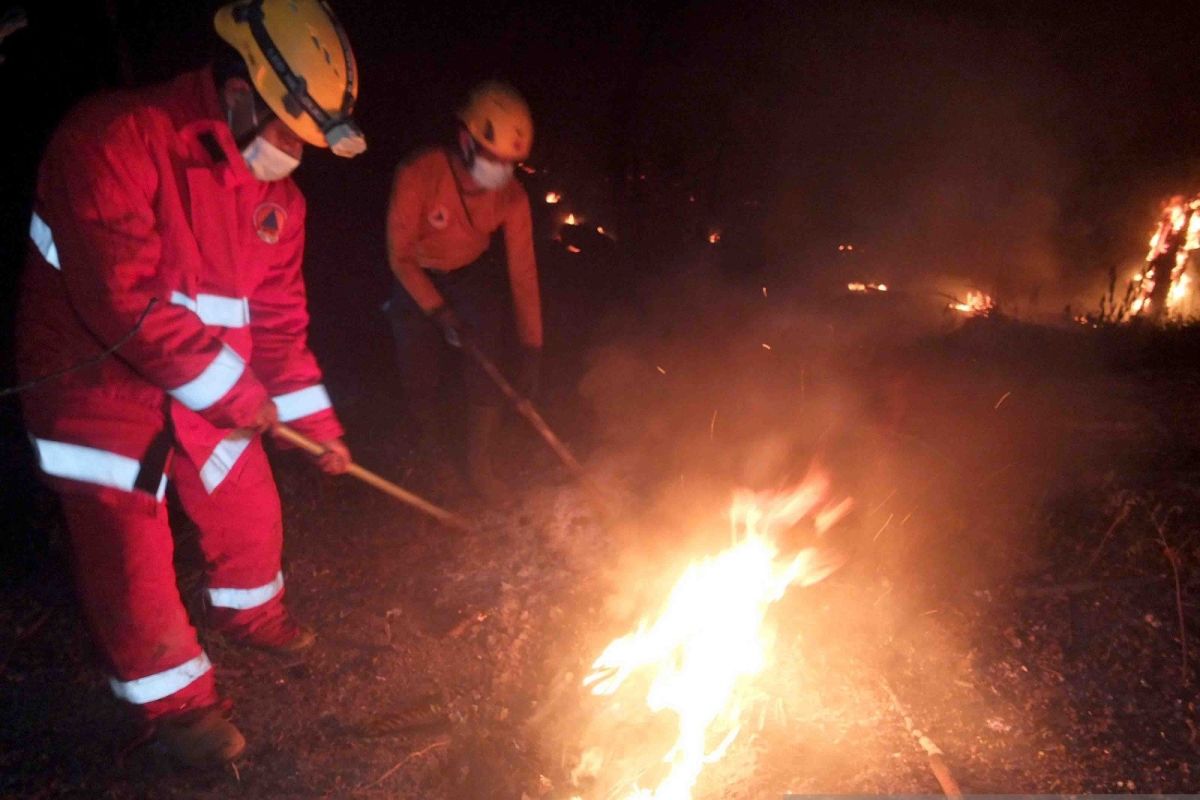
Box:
xmin=3 ymin=299 xmax=1200 ymax=798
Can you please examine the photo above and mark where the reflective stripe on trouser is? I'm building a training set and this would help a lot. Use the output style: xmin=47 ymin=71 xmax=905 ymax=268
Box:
xmin=31 ymin=437 xmax=168 ymax=501
xmin=55 ymin=437 xmax=284 ymax=719
xmin=208 ymin=571 xmax=284 ymax=610
xmin=110 ymin=652 xmax=213 ymax=704
xmin=199 ymin=432 xmax=254 ymax=494
xmin=171 ymin=435 xmax=288 ymax=634
xmin=58 ymin=489 xmax=218 ymax=719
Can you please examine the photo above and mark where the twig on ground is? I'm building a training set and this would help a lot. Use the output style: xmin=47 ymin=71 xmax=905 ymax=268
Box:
xmin=1012 ymin=574 xmax=1178 ymax=598
xmin=0 ymin=607 xmax=53 ymax=678
xmin=879 ymin=678 xmax=963 ymax=799
xmin=356 ymin=735 xmax=451 ymax=792
xmin=1085 ymin=498 xmax=1135 ymax=571
xmin=1149 ymin=505 xmax=1189 ymax=686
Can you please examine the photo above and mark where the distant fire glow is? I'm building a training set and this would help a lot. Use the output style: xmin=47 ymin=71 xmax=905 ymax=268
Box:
xmin=848 ymin=282 xmax=887 ymax=293
xmin=564 ymin=212 xmax=581 ymax=226
xmin=708 ymin=230 xmax=722 ymax=245
xmin=545 ymin=191 xmax=562 ymax=204
xmin=578 ymin=473 xmax=852 ymax=799
xmin=948 ymin=291 xmax=995 ymax=317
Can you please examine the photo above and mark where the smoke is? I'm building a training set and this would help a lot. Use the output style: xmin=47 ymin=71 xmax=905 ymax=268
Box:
xmin=616 ymin=2 xmax=1095 ymax=316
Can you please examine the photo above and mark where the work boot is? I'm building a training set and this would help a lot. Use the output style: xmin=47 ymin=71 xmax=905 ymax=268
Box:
xmin=466 ymin=405 xmax=508 ymax=503
xmin=155 ymin=705 xmax=246 ymax=768
xmin=213 ymin=602 xmax=316 ymax=655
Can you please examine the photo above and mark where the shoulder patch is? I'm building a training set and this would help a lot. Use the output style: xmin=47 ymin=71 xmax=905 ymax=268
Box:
xmin=253 ymin=202 xmax=287 ymax=244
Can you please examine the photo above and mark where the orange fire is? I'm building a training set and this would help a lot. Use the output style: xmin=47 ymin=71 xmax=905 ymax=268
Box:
xmin=947 ymin=290 xmax=995 ymax=317
xmin=848 ymin=282 xmax=887 ymax=293
xmin=579 ymin=472 xmax=852 ymax=799
xmin=1129 ymin=194 xmax=1200 ymax=317
xmin=546 ymin=191 xmax=562 ymax=204
xmin=708 ymin=230 xmax=722 ymax=245
xmin=565 ymin=212 xmax=581 ymax=226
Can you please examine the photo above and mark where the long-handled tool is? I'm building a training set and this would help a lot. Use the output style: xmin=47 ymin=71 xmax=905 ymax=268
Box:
xmin=460 ymin=339 xmax=615 ymax=515
xmin=271 ymin=423 xmax=473 ymax=532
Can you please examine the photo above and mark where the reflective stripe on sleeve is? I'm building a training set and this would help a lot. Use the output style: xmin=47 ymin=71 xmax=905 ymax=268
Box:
xmin=199 ymin=433 xmax=253 ymax=494
xmin=109 ymin=652 xmax=212 ymax=705
xmin=32 ymin=438 xmax=168 ymax=501
xmin=207 ymin=571 xmax=284 ymax=611
xmin=169 ymin=344 xmax=245 ymax=412
xmin=30 ymin=212 xmax=61 ymax=270
xmin=169 ymin=291 xmax=251 ymax=328
xmin=272 ymin=385 xmax=332 ymax=422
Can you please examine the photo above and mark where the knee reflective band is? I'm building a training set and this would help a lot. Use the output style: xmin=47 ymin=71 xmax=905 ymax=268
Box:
xmin=32 ymin=438 xmax=168 ymax=500
xmin=169 ymin=291 xmax=251 ymax=328
xmin=207 ymin=571 xmax=284 ymax=610
xmin=272 ymin=385 xmax=332 ymax=422
xmin=29 ymin=212 xmax=61 ymax=269
xmin=199 ymin=433 xmax=254 ymax=494
xmin=109 ymin=652 xmax=213 ymax=704
xmin=168 ymin=344 xmax=246 ymax=412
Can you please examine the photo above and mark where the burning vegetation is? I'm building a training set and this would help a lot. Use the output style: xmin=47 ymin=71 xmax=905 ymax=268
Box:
xmin=575 ymin=474 xmax=851 ymax=798
xmin=1079 ymin=194 xmax=1200 ymax=326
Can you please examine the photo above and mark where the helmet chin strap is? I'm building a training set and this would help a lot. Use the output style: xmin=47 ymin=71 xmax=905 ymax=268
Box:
xmin=460 ymin=135 xmax=477 ymax=169
xmin=225 ymin=87 xmax=273 ymax=150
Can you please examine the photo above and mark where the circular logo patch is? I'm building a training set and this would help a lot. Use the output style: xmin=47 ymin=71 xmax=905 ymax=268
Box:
xmin=253 ymin=202 xmax=287 ymax=244
xmin=427 ymin=204 xmax=450 ymax=230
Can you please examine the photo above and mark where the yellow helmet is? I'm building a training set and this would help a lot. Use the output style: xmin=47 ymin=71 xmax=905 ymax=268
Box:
xmin=457 ymin=81 xmax=533 ymax=162
xmin=214 ymin=0 xmax=365 ymax=156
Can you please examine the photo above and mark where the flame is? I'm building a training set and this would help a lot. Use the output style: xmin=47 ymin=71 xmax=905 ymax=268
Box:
xmin=567 ymin=244 xmax=582 ymax=254
xmin=546 ymin=191 xmax=562 ymax=204
xmin=948 ymin=290 xmax=995 ymax=317
xmin=565 ymin=212 xmax=581 ymax=225
xmin=1128 ymin=194 xmax=1200 ymax=318
xmin=581 ymin=474 xmax=852 ymax=799
xmin=708 ymin=230 xmax=722 ymax=244
xmin=848 ymin=282 xmax=887 ymax=293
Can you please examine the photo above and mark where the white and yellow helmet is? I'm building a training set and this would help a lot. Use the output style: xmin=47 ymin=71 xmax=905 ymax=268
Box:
xmin=215 ymin=0 xmax=365 ymax=156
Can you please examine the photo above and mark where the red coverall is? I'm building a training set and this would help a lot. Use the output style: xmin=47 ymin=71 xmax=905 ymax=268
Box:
xmin=16 ymin=67 xmax=342 ymax=720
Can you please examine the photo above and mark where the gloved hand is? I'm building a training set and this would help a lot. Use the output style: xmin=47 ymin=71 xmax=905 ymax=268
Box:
xmin=430 ymin=305 xmax=464 ymax=349
xmin=517 ymin=346 xmax=542 ymax=399
xmin=241 ymin=399 xmax=279 ymax=435
xmin=316 ymin=438 xmax=351 ymax=475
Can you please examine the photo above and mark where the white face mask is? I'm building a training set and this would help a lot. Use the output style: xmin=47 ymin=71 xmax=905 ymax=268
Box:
xmin=464 ymin=138 xmax=513 ymax=190
xmin=241 ymin=136 xmax=300 ymax=182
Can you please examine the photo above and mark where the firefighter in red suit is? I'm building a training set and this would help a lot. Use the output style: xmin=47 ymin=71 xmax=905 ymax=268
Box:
xmin=16 ymin=0 xmax=366 ymax=766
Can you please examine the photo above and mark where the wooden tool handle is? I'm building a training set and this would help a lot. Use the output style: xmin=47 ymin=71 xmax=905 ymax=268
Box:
xmin=271 ymin=424 xmax=473 ymax=532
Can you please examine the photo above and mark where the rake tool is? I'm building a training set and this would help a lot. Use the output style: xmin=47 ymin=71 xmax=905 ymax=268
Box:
xmin=272 ymin=423 xmax=473 ymax=532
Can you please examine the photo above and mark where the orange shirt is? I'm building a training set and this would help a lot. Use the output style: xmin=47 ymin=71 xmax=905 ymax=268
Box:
xmin=386 ymin=147 xmax=542 ymax=348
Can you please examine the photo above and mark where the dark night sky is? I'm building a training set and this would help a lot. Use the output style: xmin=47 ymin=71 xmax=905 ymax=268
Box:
xmin=6 ymin=0 xmax=1200 ymax=357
